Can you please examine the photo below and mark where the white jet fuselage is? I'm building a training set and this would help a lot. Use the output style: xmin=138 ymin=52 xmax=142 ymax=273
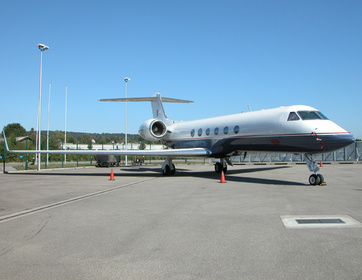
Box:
xmin=147 ymin=105 xmax=353 ymax=157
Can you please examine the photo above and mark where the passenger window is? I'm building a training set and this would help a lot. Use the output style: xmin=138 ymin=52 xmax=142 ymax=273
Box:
xmin=214 ymin=127 xmax=219 ymax=135
xmin=190 ymin=129 xmax=195 ymax=137
xmin=288 ymin=112 xmax=300 ymax=121
xmin=234 ymin=125 xmax=240 ymax=134
xmin=223 ymin=126 xmax=229 ymax=135
xmin=198 ymin=128 xmax=202 ymax=137
xmin=206 ymin=128 xmax=210 ymax=136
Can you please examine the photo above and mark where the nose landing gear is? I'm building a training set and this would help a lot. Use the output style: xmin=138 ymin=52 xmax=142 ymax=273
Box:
xmin=305 ymin=154 xmax=325 ymax=185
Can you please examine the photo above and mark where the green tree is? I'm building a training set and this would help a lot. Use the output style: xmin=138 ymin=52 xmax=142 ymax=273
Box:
xmin=79 ymin=133 xmax=92 ymax=144
xmin=51 ymin=130 xmax=65 ymax=144
xmin=4 ymin=123 xmax=26 ymax=137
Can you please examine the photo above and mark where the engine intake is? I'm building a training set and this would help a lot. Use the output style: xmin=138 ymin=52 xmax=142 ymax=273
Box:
xmin=139 ymin=119 xmax=168 ymax=141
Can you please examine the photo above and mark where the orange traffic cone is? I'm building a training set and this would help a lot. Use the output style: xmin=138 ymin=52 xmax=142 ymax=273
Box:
xmin=110 ymin=169 xmax=115 ymax=181
xmin=320 ymin=161 xmax=323 ymax=167
xmin=220 ymin=170 xmax=226 ymax=183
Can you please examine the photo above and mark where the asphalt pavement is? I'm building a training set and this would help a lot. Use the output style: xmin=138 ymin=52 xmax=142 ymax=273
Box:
xmin=0 ymin=163 xmax=361 ymax=279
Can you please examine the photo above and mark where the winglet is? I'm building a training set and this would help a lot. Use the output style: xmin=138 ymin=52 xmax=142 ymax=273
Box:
xmin=2 ymin=130 xmax=10 ymax=152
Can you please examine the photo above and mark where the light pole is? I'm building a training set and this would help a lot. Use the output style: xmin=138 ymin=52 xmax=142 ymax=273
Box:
xmin=46 ymin=82 xmax=51 ymax=168
xmin=124 ymin=77 xmax=130 ymax=166
xmin=37 ymin=43 xmax=49 ymax=171
xmin=64 ymin=85 xmax=67 ymax=165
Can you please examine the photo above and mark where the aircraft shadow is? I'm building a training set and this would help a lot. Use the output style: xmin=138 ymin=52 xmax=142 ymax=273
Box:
xmin=175 ymin=166 xmax=306 ymax=186
xmin=6 ymin=166 xmax=306 ymax=186
xmin=219 ymin=175 xmax=307 ymax=186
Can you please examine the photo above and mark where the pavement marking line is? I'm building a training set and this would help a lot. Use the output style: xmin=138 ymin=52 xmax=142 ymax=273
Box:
xmin=0 ymin=177 xmax=158 ymax=223
xmin=281 ymin=215 xmax=362 ymax=229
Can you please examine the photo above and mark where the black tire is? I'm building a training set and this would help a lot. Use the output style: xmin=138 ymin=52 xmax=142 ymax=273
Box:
xmin=163 ymin=165 xmax=171 ymax=176
xmin=317 ymin=174 xmax=324 ymax=184
xmin=222 ymin=164 xmax=227 ymax=174
xmin=309 ymin=174 xmax=321 ymax=185
xmin=215 ymin=162 xmax=222 ymax=173
xmin=170 ymin=164 xmax=176 ymax=175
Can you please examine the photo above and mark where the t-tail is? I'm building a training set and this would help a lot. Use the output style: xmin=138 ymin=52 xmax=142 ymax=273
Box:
xmin=99 ymin=93 xmax=193 ymax=141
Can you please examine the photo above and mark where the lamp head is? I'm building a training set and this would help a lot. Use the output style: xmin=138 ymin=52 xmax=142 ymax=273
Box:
xmin=38 ymin=43 xmax=49 ymax=51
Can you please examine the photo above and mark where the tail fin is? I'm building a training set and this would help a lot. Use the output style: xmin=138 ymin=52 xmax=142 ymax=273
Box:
xmin=151 ymin=93 xmax=168 ymax=121
xmin=99 ymin=93 xmax=193 ymax=123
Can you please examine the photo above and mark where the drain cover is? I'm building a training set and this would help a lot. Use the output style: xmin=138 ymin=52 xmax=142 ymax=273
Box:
xmin=281 ymin=215 xmax=361 ymax=228
xmin=296 ymin=218 xmax=345 ymax=224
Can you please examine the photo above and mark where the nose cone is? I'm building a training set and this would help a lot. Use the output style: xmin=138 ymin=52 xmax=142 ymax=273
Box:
xmin=343 ymin=134 xmax=356 ymax=146
xmin=322 ymin=133 xmax=355 ymax=152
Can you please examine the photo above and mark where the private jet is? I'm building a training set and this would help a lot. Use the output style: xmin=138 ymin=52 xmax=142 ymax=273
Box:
xmin=3 ymin=93 xmax=355 ymax=185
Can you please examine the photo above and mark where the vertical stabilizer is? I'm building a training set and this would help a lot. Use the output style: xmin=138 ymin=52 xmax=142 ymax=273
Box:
xmin=151 ymin=93 xmax=168 ymax=121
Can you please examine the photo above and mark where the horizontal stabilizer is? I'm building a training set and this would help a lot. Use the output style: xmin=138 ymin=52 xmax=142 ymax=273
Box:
xmin=100 ymin=92 xmax=192 ymax=121
xmin=99 ymin=96 xmax=193 ymax=103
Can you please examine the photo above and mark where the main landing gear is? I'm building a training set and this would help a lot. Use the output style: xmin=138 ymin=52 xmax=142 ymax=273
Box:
xmin=305 ymin=154 xmax=325 ymax=185
xmin=214 ymin=158 xmax=230 ymax=174
xmin=162 ymin=157 xmax=176 ymax=176
xmin=162 ymin=157 xmax=230 ymax=176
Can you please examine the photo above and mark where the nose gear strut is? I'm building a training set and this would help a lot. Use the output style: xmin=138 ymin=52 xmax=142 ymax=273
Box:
xmin=305 ymin=154 xmax=325 ymax=185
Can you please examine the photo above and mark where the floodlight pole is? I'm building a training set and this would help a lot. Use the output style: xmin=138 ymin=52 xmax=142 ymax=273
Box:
xmin=64 ymin=85 xmax=67 ymax=165
xmin=46 ymin=82 xmax=51 ymax=167
xmin=124 ymin=77 xmax=130 ymax=166
xmin=37 ymin=43 xmax=49 ymax=171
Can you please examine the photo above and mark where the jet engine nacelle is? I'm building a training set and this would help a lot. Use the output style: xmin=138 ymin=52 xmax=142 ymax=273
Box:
xmin=139 ymin=119 xmax=168 ymax=141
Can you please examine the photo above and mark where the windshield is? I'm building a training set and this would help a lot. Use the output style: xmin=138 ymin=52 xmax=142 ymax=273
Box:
xmin=297 ymin=111 xmax=329 ymax=120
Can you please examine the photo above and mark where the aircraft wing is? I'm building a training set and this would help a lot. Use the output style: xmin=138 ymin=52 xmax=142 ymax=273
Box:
xmin=2 ymin=132 xmax=211 ymax=157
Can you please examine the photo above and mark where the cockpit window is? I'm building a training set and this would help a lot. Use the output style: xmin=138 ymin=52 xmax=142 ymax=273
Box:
xmin=316 ymin=111 xmax=329 ymax=119
xmin=287 ymin=112 xmax=300 ymax=121
xmin=298 ymin=111 xmax=329 ymax=120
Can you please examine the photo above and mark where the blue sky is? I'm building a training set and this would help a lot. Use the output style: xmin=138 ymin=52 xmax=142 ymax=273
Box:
xmin=1 ymin=0 xmax=361 ymax=138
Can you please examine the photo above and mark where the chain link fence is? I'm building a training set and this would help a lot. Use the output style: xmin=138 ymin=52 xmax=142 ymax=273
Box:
xmin=231 ymin=142 xmax=361 ymax=163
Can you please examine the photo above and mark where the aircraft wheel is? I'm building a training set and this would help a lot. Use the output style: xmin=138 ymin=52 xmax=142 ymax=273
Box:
xmin=309 ymin=174 xmax=321 ymax=185
xmin=163 ymin=165 xmax=171 ymax=176
xmin=222 ymin=165 xmax=227 ymax=174
xmin=215 ymin=162 xmax=222 ymax=173
xmin=170 ymin=164 xmax=176 ymax=175
xmin=317 ymin=174 xmax=324 ymax=184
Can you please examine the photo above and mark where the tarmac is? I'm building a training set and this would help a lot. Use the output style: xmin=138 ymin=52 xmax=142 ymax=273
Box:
xmin=0 ymin=163 xmax=361 ymax=280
